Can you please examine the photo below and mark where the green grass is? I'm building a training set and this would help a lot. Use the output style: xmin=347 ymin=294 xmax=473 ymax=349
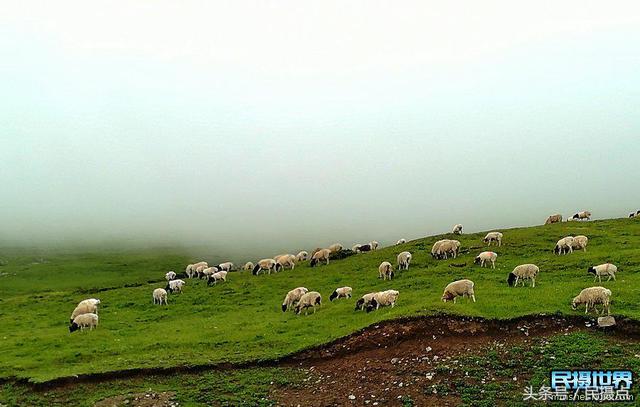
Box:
xmin=1 ymin=218 xmax=640 ymax=382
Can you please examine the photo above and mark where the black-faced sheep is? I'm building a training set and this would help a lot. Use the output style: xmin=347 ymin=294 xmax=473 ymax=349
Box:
xmin=185 ymin=261 xmax=207 ymax=278
xmin=397 ymin=251 xmax=412 ymax=271
xmin=441 ymin=279 xmax=475 ymax=303
xmin=507 ymin=264 xmax=539 ymax=288
xmin=474 ymin=251 xmax=497 ymax=269
xmin=69 ymin=313 xmax=99 ymax=333
xmin=166 ymin=279 xmax=186 ymax=293
xmin=295 ymin=251 xmax=308 ymax=262
xmin=483 ymin=232 xmax=503 ymax=246
xmin=165 ymin=271 xmax=177 ymax=281
xmin=276 ymin=254 xmax=297 ymax=270
xmin=310 ymin=249 xmax=331 ymax=267
xmin=294 ymin=291 xmax=322 ymax=315
xmin=252 ymin=259 xmax=281 ymax=275
xmin=452 ymin=224 xmax=463 ymax=235
xmin=588 ymin=263 xmax=617 ymax=283
xmin=354 ymin=244 xmax=372 ymax=253
xmin=217 ymin=262 xmax=234 ymax=272
xmin=396 ymin=238 xmax=406 ymax=245
xmin=70 ymin=302 xmax=98 ymax=324
xmin=282 ymin=287 xmax=309 ymax=312
xmin=572 ymin=286 xmax=611 ymax=314
xmin=378 ymin=261 xmax=394 ymax=280
xmin=544 ymin=214 xmax=562 ymax=225
xmin=366 ymin=290 xmax=399 ymax=312
xmin=571 ymin=211 xmax=592 ymax=221
xmin=153 ymin=288 xmax=168 ymax=305
xmin=355 ymin=293 xmax=377 ymax=311
xmin=554 ymin=236 xmax=574 ymax=255
xmin=207 ymin=270 xmax=228 ymax=285
xmin=329 ymin=286 xmax=352 ymax=301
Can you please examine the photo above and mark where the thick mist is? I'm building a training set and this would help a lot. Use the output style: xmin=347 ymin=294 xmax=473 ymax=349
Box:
xmin=1 ymin=1 xmax=639 ymax=260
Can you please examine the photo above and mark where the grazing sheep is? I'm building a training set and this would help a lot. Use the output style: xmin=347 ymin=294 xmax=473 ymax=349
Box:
xmin=77 ymin=298 xmax=101 ymax=307
xmin=69 ymin=313 xmax=99 ymax=333
xmin=432 ymin=239 xmax=460 ymax=259
xmin=474 ymin=251 xmax=497 ymax=269
xmin=310 ymin=248 xmax=323 ymax=258
xmin=355 ymin=293 xmax=377 ymax=311
xmin=355 ymin=244 xmax=372 ymax=253
xmin=572 ymin=235 xmax=589 ymax=252
xmin=242 ymin=262 xmax=255 ymax=271
xmin=252 ymin=259 xmax=281 ymax=275
xmin=366 ymin=290 xmax=400 ymax=312
xmin=572 ymin=286 xmax=611 ymax=315
xmin=329 ymin=286 xmax=352 ymax=301
xmin=201 ymin=266 xmax=220 ymax=279
xmin=195 ymin=264 xmax=209 ymax=278
xmin=217 ymin=262 xmax=234 ymax=272
xmin=397 ymin=251 xmax=412 ymax=271
xmin=282 ymin=287 xmax=309 ymax=312
xmin=544 ymin=214 xmax=563 ymax=225
xmin=165 ymin=271 xmax=177 ymax=281
xmin=370 ymin=241 xmax=380 ymax=250
xmin=294 ymin=291 xmax=322 ymax=315
xmin=396 ymin=238 xmax=406 ymax=245
xmin=328 ymin=243 xmax=343 ymax=253
xmin=483 ymin=232 xmax=503 ymax=246
xmin=207 ymin=270 xmax=228 ymax=285
xmin=441 ymin=279 xmax=476 ymax=303
xmin=588 ymin=263 xmax=618 ymax=283
xmin=70 ymin=302 xmax=98 ymax=324
xmin=310 ymin=249 xmax=331 ymax=267
xmin=378 ymin=261 xmax=394 ymax=280
xmin=630 ymin=212 xmax=636 ymax=218
xmin=452 ymin=224 xmax=463 ymax=235
xmin=276 ymin=254 xmax=297 ymax=270
xmin=153 ymin=288 xmax=168 ymax=305
xmin=185 ymin=261 xmax=207 ymax=279
xmin=166 ymin=279 xmax=186 ymax=293
xmin=507 ymin=264 xmax=539 ymax=288
xmin=295 ymin=251 xmax=308 ymax=262
xmin=554 ymin=236 xmax=575 ymax=255
xmin=571 ymin=210 xmax=592 ymax=221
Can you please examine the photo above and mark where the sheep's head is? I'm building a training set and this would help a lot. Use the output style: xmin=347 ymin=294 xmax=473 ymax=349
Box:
xmin=441 ymin=292 xmax=454 ymax=302
xmin=365 ymin=298 xmax=377 ymax=313
xmin=281 ymin=304 xmax=288 ymax=312
xmin=69 ymin=323 xmax=80 ymax=333
xmin=329 ymin=291 xmax=338 ymax=301
xmin=309 ymin=258 xmax=318 ymax=267
xmin=355 ymin=298 xmax=364 ymax=310
xmin=587 ymin=267 xmax=596 ymax=275
xmin=571 ymin=297 xmax=580 ymax=310
xmin=474 ymin=256 xmax=481 ymax=264
xmin=507 ymin=272 xmax=517 ymax=287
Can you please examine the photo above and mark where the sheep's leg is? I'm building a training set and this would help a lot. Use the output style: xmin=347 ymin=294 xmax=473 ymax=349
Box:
xmin=471 ymin=294 xmax=476 ymax=302
xmin=532 ymin=278 xmax=535 ymax=288
xmin=453 ymin=297 xmax=457 ymax=304
xmin=514 ymin=276 xmax=519 ymax=286
xmin=491 ymin=261 xmax=495 ymax=269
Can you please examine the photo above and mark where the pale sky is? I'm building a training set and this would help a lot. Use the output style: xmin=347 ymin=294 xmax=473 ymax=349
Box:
xmin=1 ymin=1 xmax=639 ymax=256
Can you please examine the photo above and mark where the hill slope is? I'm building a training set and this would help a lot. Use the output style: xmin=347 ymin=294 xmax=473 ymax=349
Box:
xmin=1 ymin=218 xmax=639 ymax=382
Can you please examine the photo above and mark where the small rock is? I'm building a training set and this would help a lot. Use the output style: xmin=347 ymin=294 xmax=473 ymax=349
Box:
xmin=348 ymin=395 xmax=356 ymax=400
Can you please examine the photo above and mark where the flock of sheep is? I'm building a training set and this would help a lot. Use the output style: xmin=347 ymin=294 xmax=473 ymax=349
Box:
xmin=67 ymin=209 xmax=635 ymax=332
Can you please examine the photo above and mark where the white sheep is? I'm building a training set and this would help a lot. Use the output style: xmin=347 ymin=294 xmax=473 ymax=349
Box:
xmin=282 ymin=287 xmax=309 ymax=312
xmin=431 ymin=240 xmax=448 ymax=259
xmin=474 ymin=251 xmax=497 ymax=269
xmin=194 ymin=264 xmax=209 ymax=278
xmin=355 ymin=293 xmax=378 ymax=311
xmin=442 ymin=279 xmax=476 ymax=303
xmin=507 ymin=264 xmax=539 ymax=288
xmin=572 ymin=286 xmax=611 ymax=314
xmin=69 ymin=313 xmax=99 ymax=333
xmin=328 ymin=243 xmax=343 ymax=253
xmin=77 ymin=298 xmax=101 ymax=307
xmin=242 ymin=262 xmax=255 ymax=271
xmin=571 ymin=210 xmax=592 ymax=221
xmin=396 ymin=238 xmax=407 ymax=245
xmin=207 ymin=270 xmax=228 ymax=285
xmin=294 ymin=291 xmax=322 ymax=315
xmin=153 ymin=288 xmax=168 ymax=305
xmin=165 ymin=271 xmax=177 ymax=281
xmin=366 ymin=290 xmax=399 ymax=312
xmin=452 ymin=224 xmax=463 ymax=235
xmin=252 ymin=259 xmax=281 ymax=275
xmin=378 ymin=261 xmax=394 ymax=280
xmin=545 ymin=214 xmax=562 ymax=224
xmin=397 ymin=251 xmax=412 ymax=271
xmin=483 ymin=232 xmax=503 ymax=246
xmin=432 ymin=239 xmax=460 ymax=259
xmin=571 ymin=235 xmax=588 ymax=252
xmin=295 ymin=251 xmax=308 ymax=262
xmin=276 ymin=254 xmax=297 ymax=270
xmin=201 ymin=266 xmax=220 ymax=279
xmin=310 ymin=249 xmax=331 ymax=267
xmin=70 ymin=302 xmax=98 ymax=324
xmin=370 ymin=241 xmax=380 ymax=250
xmin=587 ymin=263 xmax=618 ymax=283
xmin=329 ymin=286 xmax=352 ymax=301
xmin=166 ymin=279 xmax=186 ymax=293
xmin=554 ymin=236 xmax=575 ymax=255
xmin=185 ymin=261 xmax=207 ymax=278
xmin=217 ymin=262 xmax=234 ymax=272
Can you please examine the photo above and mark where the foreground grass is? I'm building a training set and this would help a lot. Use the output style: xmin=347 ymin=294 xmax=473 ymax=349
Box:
xmin=1 ymin=218 xmax=639 ymax=382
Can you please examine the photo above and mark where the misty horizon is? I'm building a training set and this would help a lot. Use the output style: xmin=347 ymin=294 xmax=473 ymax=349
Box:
xmin=2 ymin=1 xmax=639 ymax=259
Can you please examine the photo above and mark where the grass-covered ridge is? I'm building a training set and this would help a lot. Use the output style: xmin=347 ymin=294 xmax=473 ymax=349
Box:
xmin=1 ymin=218 xmax=639 ymax=382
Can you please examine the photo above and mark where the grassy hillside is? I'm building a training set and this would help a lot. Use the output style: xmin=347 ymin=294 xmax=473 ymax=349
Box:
xmin=1 ymin=218 xmax=639 ymax=382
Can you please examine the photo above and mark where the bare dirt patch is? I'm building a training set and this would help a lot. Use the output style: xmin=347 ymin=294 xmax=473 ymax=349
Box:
xmin=94 ymin=391 xmax=177 ymax=407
